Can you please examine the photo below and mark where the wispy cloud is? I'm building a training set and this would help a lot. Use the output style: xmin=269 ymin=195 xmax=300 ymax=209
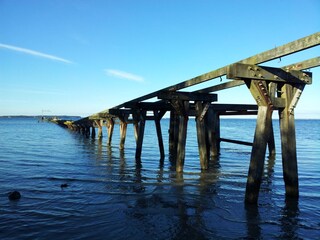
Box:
xmin=0 ymin=43 xmax=73 ymax=64
xmin=105 ymin=69 xmax=144 ymax=82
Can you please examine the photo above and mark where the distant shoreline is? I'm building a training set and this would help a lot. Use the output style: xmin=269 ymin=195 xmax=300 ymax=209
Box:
xmin=0 ymin=115 xmax=82 ymax=119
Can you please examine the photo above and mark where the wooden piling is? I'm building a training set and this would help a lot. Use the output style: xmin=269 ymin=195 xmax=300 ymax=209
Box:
xmin=154 ymin=110 xmax=165 ymax=160
xmin=119 ymin=116 xmax=128 ymax=150
xmin=195 ymin=101 xmax=209 ymax=170
xmin=91 ymin=126 xmax=96 ymax=139
xmin=169 ymin=111 xmax=179 ymax=157
xmin=106 ymin=118 xmax=114 ymax=146
xmin=176 ymin=101 xmax=189 ymax=172
xmin=245 ymin=106 xmax=273 ymax=204
xmin=135 ymin=111 xmax=146 ymax=160
xmin=279 ymin=84 xmax=300 ymax=199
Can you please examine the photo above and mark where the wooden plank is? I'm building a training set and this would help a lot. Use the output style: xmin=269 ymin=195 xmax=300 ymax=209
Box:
xmin=158 ymin=91 xmax=217 ymax=102
xmin=227 ymin=63 xmax=312 ymax=84
xmin=245 ymin=106 xmax=273 ymax=204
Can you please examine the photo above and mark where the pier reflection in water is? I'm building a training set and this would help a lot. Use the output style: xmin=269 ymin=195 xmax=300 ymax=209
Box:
xmin=0 ymin=118 xmax=319 ymax=239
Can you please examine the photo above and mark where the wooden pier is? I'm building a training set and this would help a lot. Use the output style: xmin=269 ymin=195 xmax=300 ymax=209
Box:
xmin=57 ymin=32 xmax=320 ymax=204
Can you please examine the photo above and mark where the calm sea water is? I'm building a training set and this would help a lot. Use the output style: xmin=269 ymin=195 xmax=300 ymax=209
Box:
xmin=0 ymin=117 xmax=319 ymax=239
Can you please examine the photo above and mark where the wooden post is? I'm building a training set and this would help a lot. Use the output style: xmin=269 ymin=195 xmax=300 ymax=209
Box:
xmin=91 ymin=126 xmax=96 ymax=139
xmin=169 ymin=111 xmax=179 ymax=157
xmin=119 ymin=115 xmax=128 ymax=150
xmin=94 ymin=119 xmax=103 ymax=139
xmin=207 ymin=109 xmax=220 ymax=157
xmin=195 ymin=101 xmax=209 ymax=170
xmin=106 ymin=118 xmax=114 ymax=146
xmin=245 ymin=106 xmax=273 ymax=204
xmin=267 ymin=82 xmax=277 ymax=157
xmin=267 ymin=121 xmax=276 ymax=157
xmin=278 ymin=84 xmax=301 ymax=199
xmin=154 ymin=110 xmax=165 ymax=160
xmin=176 ymin=101 xmax=189 ymax=172
xmin=135 ymin=111 xmax=146 ymax=159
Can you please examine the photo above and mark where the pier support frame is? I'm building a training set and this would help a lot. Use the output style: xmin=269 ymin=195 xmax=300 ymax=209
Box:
xmin=227 ymin=62 xmax=311 ymax=203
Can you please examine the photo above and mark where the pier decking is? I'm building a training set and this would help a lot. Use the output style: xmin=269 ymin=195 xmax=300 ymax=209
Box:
xmin=57 ymin=32 xmax=320 ymax=204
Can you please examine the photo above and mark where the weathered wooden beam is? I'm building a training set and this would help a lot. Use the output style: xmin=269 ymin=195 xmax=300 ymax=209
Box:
xmin=218 ymin=111 xmax=258 ymax=116
xmin=211 ymin=104 xmax=258 ymax=111
xmin=194 ymin=56 xmax=319 ymax=94
xmin=169 ymin=111 xmax=179 ymax=157
xmin=158 ymin=91 xmax=218 ymax=102
xmin=123 ymin=101 xmax=172 ymax=111
xmin=278 ymin=84 xmax=300 ymax=199
xmin=283 ymin=56 xmax=320 ymax=71
xmin=119 ymin=114 xmax=129 ymax=150
xmin=135 ymin=111 xmax=146 ymax=160
xmin=196 ymin=80 xmax=245 ymax=94
xmin=195 ymin=102 xmax=209 ymax=170
xmin=245 ymin=106 xmax=273 ymax=204
xmin=176 ymin=101 xmax=189 ymax=172
xmin=227 ymin=63 xmax=312 ymax=84
xmin=154 ymin=110 xmax=165 ymax=160
xmin=91 ymin=126 xmax=96 ymax=139
xmin=219 ymin=138 xmax=253 ymax=146
xmin=94 ymin=119 xmax=104 ymax=139
xmin=206 ymin=108 xmax=220 ymax=157
xmin=106 ymin=118 xmax=114 ymax=146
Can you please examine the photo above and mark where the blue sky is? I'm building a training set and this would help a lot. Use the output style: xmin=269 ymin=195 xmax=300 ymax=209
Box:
xmin=0 ymin=0 xmax=319 ymax=118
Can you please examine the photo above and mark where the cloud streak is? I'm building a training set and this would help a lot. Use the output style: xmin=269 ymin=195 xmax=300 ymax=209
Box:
xmin=0 ymin=43 xmax=73 ymax=64
xmin=105 ymin=69 xmax=144 ymax=82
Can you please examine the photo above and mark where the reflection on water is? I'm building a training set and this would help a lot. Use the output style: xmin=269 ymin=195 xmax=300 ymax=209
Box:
xmin=280 ymin=198 xmax=300 ymax=239
xmin=0 ymin=118 xmax=319 ymax=239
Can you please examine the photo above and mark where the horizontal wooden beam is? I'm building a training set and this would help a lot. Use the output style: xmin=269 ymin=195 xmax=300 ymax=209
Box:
xmin=283 ymin=56 xmax=320 ymax=71
xmin=211 ymin=103 xmax=258 ymax=111
xmin=219 ymin=111 xmax=258 ymax=116
xmin=219 ymin=138 xmax=253 ymax=146
xmin=227 ymin=63 xmax=312 ymax=84
xmin=158 ymin=91 xmax=218 ymax=102
xmin=194 ymin=56 xmax=319 ymax=94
